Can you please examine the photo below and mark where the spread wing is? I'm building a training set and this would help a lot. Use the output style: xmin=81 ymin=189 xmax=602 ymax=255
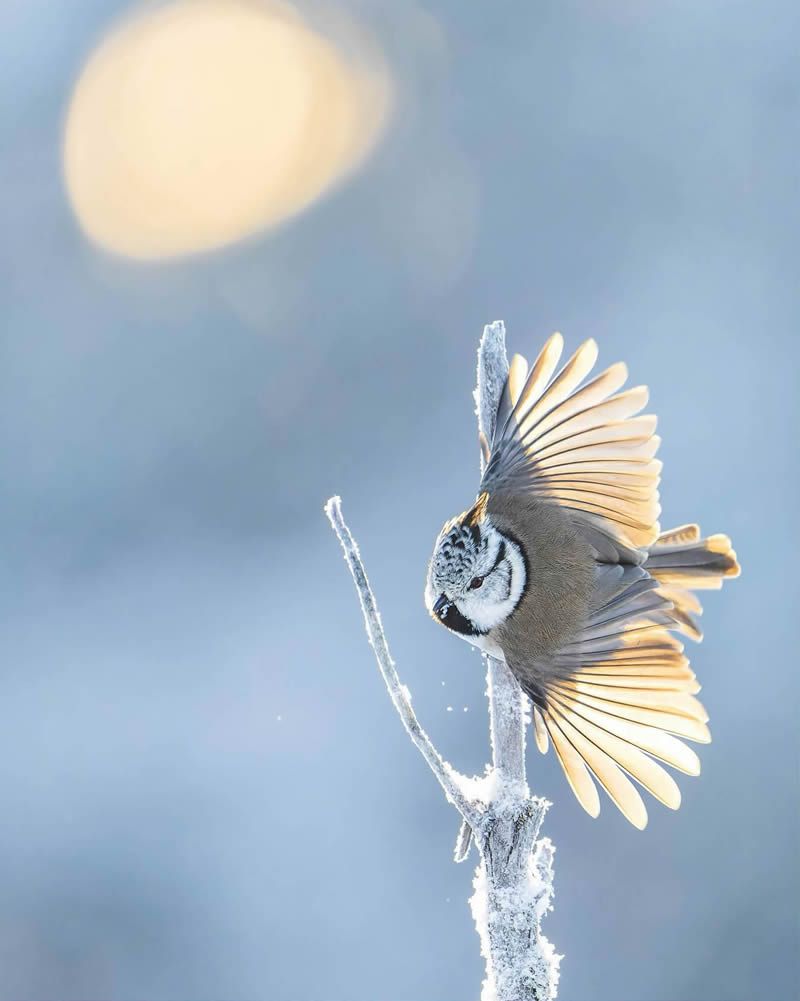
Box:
xmin=514 ymin=565 xmax=708 ymax=829
xmin=481 ymin=333 xmax=661 ymax=563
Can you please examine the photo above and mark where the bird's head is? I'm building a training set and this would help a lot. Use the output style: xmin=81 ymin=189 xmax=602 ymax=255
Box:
xmin=424 ymin=499 xmax=526 ymax=638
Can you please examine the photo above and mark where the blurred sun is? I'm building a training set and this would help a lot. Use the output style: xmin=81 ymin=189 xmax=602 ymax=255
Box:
xmin=63 ymin=0 xmax=390 ymax=258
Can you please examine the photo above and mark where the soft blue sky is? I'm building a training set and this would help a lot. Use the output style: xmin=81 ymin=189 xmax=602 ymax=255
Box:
xmin=0 ymin=1 xmax=797 ymax=999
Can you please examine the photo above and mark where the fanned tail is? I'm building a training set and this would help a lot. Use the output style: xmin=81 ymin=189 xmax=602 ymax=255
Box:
xmin=645 ymin=525 xmax=740 ymax=641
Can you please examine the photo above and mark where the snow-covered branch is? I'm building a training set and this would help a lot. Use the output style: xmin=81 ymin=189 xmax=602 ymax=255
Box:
xmin=325 ymin=320 xmax=560 ymax=1001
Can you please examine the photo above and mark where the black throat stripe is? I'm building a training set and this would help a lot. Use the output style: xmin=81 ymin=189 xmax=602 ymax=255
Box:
xmin=440 ymin=603 xmax=487 ymax=637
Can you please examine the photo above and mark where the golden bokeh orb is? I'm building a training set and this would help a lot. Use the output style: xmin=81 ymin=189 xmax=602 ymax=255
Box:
xmin=63 ymin=0 xmax=389 ymax=258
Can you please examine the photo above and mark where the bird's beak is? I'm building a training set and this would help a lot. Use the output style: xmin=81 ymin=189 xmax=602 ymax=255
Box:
xmin=433 ymin=594 xmax=450 ymax=618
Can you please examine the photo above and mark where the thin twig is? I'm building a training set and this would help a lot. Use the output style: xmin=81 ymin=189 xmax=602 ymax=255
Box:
xmin=324 ymin=496 xmax=483 ymax=829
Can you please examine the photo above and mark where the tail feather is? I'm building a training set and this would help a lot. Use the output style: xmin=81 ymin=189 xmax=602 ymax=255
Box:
xmin=645 ymin=525 xmax=740 ymax=640
xmin=653 ymin=524 xmax=700 ymax=546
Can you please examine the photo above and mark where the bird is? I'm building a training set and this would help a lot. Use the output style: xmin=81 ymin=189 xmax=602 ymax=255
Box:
xmin=424 ymin=333 xmax=739 ymax=828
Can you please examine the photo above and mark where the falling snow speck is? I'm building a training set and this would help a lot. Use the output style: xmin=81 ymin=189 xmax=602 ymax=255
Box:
xmin=446 ymin=706 xmax=453 ymax=712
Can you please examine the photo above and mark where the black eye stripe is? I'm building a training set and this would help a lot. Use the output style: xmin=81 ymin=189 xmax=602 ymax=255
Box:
xmin=487 ymin=540 xmax=506 ymax=576
xmin=470 ymin=541 xmax=512 ymax=601
xmin=465 ymin=541 xmax=507 ymax=591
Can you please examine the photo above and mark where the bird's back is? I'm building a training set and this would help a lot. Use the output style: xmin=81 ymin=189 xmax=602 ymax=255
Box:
xmin=487 ymin=490 xmax=596 ymax=665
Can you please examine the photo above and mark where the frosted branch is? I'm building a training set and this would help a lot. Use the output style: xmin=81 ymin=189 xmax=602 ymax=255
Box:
xmin=477 ymin=323 xmax=528 ymax=794
xmin=324 ymin=320 xmax=559 ymax=1001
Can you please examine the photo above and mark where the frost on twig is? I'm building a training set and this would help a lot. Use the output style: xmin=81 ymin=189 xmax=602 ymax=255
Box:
xmin=454 ymin=817 xmax=473 ymax=863
xmin=324 ymin=320 xmax=560 ymax=1001
xmin=325 ymin=495 xmax=482 ymax=829
xmin=478 ymin=322 xmax=529 ymax=792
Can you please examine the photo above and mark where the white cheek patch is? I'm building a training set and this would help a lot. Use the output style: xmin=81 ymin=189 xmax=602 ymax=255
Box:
xmin=455 ymin=528 xmax=526 ymax=633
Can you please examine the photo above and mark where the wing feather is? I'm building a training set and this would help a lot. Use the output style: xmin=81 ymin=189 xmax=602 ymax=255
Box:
xmin=532 ymin=706 xmax=550 ymax=753
xmin=544 ymin=715 xmax=601 ymax=818
xmin=512 ymin=565 xmax=711 ymax=826
xmin=548 ymin=708 xmax=649 ymax=828
xmin=482 ymin=337 xmax=661 ymax=562
xmin=548 ymin=689 xmax=682 ymax=809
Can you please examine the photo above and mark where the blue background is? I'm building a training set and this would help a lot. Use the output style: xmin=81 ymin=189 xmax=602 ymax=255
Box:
xmin=1 ymin=0 xmax=797 ymax=998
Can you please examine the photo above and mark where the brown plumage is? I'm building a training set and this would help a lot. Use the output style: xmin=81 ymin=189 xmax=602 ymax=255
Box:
xmin=487 ymin=491 xmax=594 ymax=663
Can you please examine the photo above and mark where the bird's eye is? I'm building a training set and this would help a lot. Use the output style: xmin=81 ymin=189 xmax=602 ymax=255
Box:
xmin=469 ymin=576 xmax=484 ymax=590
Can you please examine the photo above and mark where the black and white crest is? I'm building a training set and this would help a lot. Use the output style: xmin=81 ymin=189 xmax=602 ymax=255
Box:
xmin=430 ymin=514 xmax=485 ymax=591
xmin=425 ymin=499 xmax=527 ymax=645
